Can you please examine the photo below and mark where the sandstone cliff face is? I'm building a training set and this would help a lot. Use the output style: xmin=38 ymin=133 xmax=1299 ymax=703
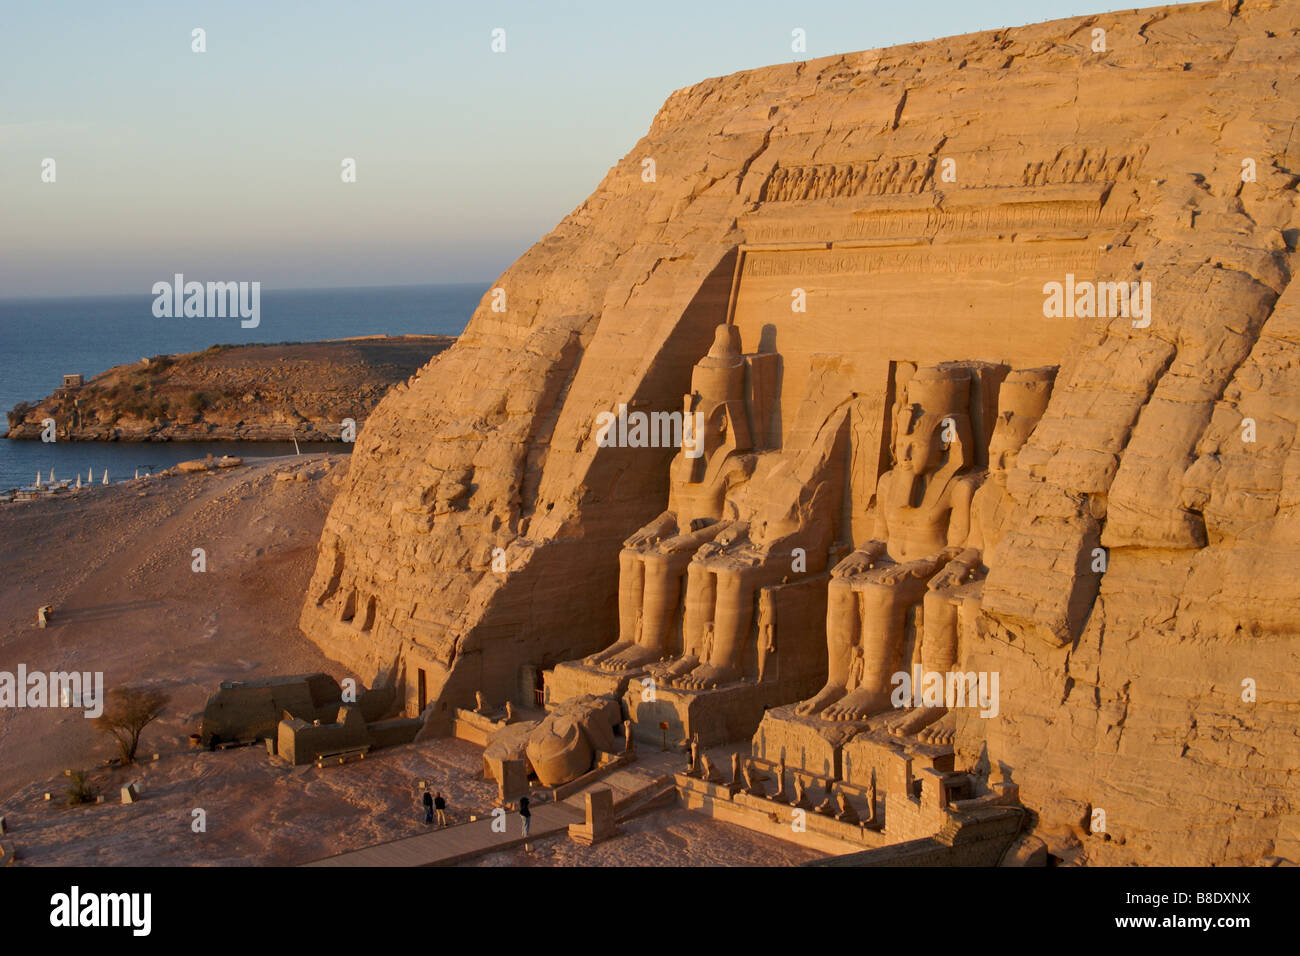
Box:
xmin=303 ymin=0 xmax=1300 ymax=864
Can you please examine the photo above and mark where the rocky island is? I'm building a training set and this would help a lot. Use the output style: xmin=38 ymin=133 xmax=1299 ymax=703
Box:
xmin=4 ymin=335 xmax=453 ymax=442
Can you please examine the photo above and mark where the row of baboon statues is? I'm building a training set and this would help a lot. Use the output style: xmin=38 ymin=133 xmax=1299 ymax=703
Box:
xmin=762 ymin=158 xmax=933 ymax=201
xmin=761 ymin=144 xmax=1147 ymax=203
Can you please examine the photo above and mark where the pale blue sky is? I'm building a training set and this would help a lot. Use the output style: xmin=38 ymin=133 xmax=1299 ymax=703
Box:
xmin=0 ymin=0 xmax=1175 ymax=297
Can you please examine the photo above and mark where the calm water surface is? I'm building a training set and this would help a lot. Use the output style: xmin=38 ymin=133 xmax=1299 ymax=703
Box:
xmin=0 ymin=284 xmax=478 ymax=491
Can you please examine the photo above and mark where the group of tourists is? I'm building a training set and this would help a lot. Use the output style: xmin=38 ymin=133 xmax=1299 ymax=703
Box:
xmin=418 ymin=787 xmax=532 ymax=844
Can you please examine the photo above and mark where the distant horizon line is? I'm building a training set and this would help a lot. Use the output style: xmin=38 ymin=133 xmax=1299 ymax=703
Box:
xmin=0 ymin=280 xmax=496 ymax=305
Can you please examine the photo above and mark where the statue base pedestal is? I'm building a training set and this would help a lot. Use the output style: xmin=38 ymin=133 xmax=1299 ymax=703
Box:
xmin=545 ymin=660 xmax=648 ymax=708
xmin=841 ymin=726 xmax=954 ymax=789
xmin=752 ymin=705 xmax=868 ymax=780
xmin=623 ymin=679 xmax=796 ymax=749
xmin=752 ymin=706 xmax=959 ymax=836
xmin=753 ymin=705 xmax=957 ymax=779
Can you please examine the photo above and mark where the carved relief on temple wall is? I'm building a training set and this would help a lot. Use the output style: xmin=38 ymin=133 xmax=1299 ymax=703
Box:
xmin=758 ymin=144 xmax=1149 ymax=203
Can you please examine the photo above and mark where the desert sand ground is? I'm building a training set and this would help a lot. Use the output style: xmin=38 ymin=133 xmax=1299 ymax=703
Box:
xmin=0 ymin=454 xmax=351 ymax=803
xmin=0 ymin=453 xmax=823 ymax=866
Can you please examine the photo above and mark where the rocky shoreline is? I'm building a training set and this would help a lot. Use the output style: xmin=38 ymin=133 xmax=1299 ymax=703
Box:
xmin=4 ymin=335 xmax=453 ymax=442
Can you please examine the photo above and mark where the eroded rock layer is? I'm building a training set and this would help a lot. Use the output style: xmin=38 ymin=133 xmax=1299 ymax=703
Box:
xmin=302 ymin=0 xmax=1300 ymax=864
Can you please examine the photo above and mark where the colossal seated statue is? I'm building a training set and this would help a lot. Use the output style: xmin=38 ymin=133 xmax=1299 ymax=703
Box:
xmin=584 ymin=324 xmax=759 ymax=673
xmin=890 ymin=367 xmax=1056 ymax=742
xmin=795 ymin=364 xmax=981 ymax=722
xmin=651 ymin=409 xmax=847 ymax=690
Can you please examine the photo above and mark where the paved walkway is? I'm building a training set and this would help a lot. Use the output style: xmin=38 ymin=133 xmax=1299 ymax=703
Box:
xmin=303 ymin=746 xmax=686 ymax=867
xmin=302 ymin=801 xmax=583 ymax=867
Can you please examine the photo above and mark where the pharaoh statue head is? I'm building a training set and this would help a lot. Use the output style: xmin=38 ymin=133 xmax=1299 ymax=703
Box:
xmin=690 ymin=324 xmax=745 ymax=408
xmin=987 ymin=368 xmax=1056 ymax=486
xmin=670 ymin=325 xmax=753 ymax=493
xmin=893 ymin=365 xmax=975 ymax=481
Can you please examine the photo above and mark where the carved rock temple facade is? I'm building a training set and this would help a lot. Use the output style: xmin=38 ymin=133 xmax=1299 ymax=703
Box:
xmin=302 ymin=1 xmax=1300 ymax=865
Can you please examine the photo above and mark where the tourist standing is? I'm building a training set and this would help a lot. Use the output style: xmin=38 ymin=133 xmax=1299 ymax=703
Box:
xmin=422 ymin=789 xmax=433 ymax=825
xmin=434 ymin=791 xmax=447 ymax=828
xmin=519 ymin=795 xmax=531 ymax=844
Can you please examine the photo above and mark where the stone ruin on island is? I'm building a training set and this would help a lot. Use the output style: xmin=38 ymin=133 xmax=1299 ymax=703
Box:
xmin=297 ymin=0 xmax=1300 ymax=866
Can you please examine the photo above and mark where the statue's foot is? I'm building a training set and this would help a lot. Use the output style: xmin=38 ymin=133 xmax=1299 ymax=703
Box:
xmin=644 ymin=661 xmax=671 ymax=681
xmin=603 ymin=647 xmax=662 ymax=672
xmin=794 ymin=684 xmax=846 ymax=717
xmin=919 ymin=711 xmax=958 ymax=746
xmin=654 ymin=655 xmax=698 ymax=684
xmin=822 ymin=688 xmax=891 ymax=722
xmin=584 ymin=642 xmax=630 ymax=665
xmin=871 ymin=707 xmax=919 ymax=734
xmin=890 ymin=706 xmax=947 ymax=738
xmin=675 ymin=663 xmax=741 ymax=689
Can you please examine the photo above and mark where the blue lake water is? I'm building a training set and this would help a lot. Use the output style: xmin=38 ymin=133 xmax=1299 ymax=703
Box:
xmin=0 ymin=284 xmax=479 ymax=492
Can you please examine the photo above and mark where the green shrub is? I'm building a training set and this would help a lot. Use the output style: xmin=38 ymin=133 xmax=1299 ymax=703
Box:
xmin=65 ymin=770 xmax=96 ymax=806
